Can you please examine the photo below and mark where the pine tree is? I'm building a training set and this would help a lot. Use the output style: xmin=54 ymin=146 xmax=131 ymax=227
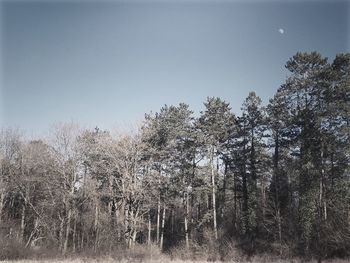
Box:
xmin=238 ymin=92 xmax=267 ymax=248
xmin=197 ymin=97 xmax=235 ymax=240
xmin=282 ymin=52 xmax=330 ymax=255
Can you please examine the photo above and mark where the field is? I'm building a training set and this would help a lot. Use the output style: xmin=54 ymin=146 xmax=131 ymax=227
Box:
xmin=1 ymin=240 xmax=349 ymax=263
xmin=1 ymin=243 xmax=349 ymax=263
xmin=2 ymin=257 xmax=350 ymax=263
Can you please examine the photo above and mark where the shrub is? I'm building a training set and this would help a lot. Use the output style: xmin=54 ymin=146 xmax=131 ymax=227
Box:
xmin=0 ymin=237 xmax=31 ymax=260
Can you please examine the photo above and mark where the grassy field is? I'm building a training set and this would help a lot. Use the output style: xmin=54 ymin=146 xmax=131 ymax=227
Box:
xmin=1 ymin=258 xmax=350 ymax=263
xmin=1 ymin=242 xmax=349 ymax=263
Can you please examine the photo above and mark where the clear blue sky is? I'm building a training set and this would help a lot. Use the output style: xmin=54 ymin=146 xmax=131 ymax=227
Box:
xmin=1 ymin=0 xmax=349 ymax=134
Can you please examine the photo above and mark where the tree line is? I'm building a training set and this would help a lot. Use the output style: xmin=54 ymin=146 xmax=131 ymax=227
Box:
xmin=0 ymin=52 xmax=349 ymax=259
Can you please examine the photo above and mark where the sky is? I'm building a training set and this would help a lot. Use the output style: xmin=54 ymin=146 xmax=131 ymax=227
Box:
xmin=1 ymin=0 xmax=349 ymax=136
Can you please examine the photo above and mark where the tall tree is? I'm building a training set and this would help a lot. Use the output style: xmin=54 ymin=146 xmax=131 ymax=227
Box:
xmin=281 ymin=52 xmax=335 ymax=255
xmin=238 ymin=92 xmax=267 ymax=246
xmin=198 ymin=97 xmax=235 ymax=240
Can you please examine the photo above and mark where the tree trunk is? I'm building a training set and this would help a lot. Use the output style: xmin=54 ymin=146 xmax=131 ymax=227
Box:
xmin=277 ymin=209 xmax=282 ymax=256
xmin=242 ymin=136 xmax=248 ymax=232
xmin=274 ymin=133 xmax=282 ymax=254
xmin=80 ymin=232 xmax=84 ymax=251
xmin=160 ymin=205 xmax=166 ymax=251
xmin=128 ymin=210 xmax=133 ymax=248
xmin=129 ymin=209 xmax=139 ymax=248
xmin=94 ymin=200 xmax=99 ymax=252
xmin=108 ymin=175 xmax=113 ymax=216
xmin=156 ymin=195 xmax=161 ymax=244
xmin=320 ymin=146 xmax=327 ymax=221
xmin=221 ymin=161 xmax=228 ymax=218
xmin=197 ymin=202 xmax=201 ymax=222
xmin=148 ymin=211 xmax=152 ymax=245
xmin=233 ymin=171 xmax=238 ymax=232
xmin=25 ymin=217 xmax=38 ymax=248
xmin=261 ymin=180 xmax=266 ymax=217
xmin=124 ymin=206 xmax=129 ymax=245
xmin=184 ymin=192 xmax=189 ymax=250
xmin=63 ymin=208 xmax=72 ymax=255
xmin=210 ymin=146 xmax=218 ymax=240
xmin=0 ymin=192 xmax=4 ymax=225
xmin=171 ymin=209 xmax=175 ymax=235
xmin=20 ymin=201 xmax=26 ymax=243
xmin=72 ymin=216 xmax=77 ymax=253
xmin=59 ymin=214 xmax=64 ymax=251
xmin=132 ymin=230 xmax=137 ymax=248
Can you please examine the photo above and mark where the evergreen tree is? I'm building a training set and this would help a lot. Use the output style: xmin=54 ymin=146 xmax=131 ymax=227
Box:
xmin=237 ymin=92 xmax=267 ymax=247
xmin=197 ymin=97 xmax=235 ymax=240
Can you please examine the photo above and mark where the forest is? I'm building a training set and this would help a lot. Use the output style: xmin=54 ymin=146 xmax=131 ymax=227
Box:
xmin=0 ymin=52 xmax=349 ymax=261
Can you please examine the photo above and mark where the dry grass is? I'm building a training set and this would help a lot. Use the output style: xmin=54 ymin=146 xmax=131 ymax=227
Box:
xmin=1 ymin=258 xmax=350 ymax=263
xmin=1 ymin=240 xmax=348 ymax=263
xmin=0 ymin=259 xmax=218 ymax=263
